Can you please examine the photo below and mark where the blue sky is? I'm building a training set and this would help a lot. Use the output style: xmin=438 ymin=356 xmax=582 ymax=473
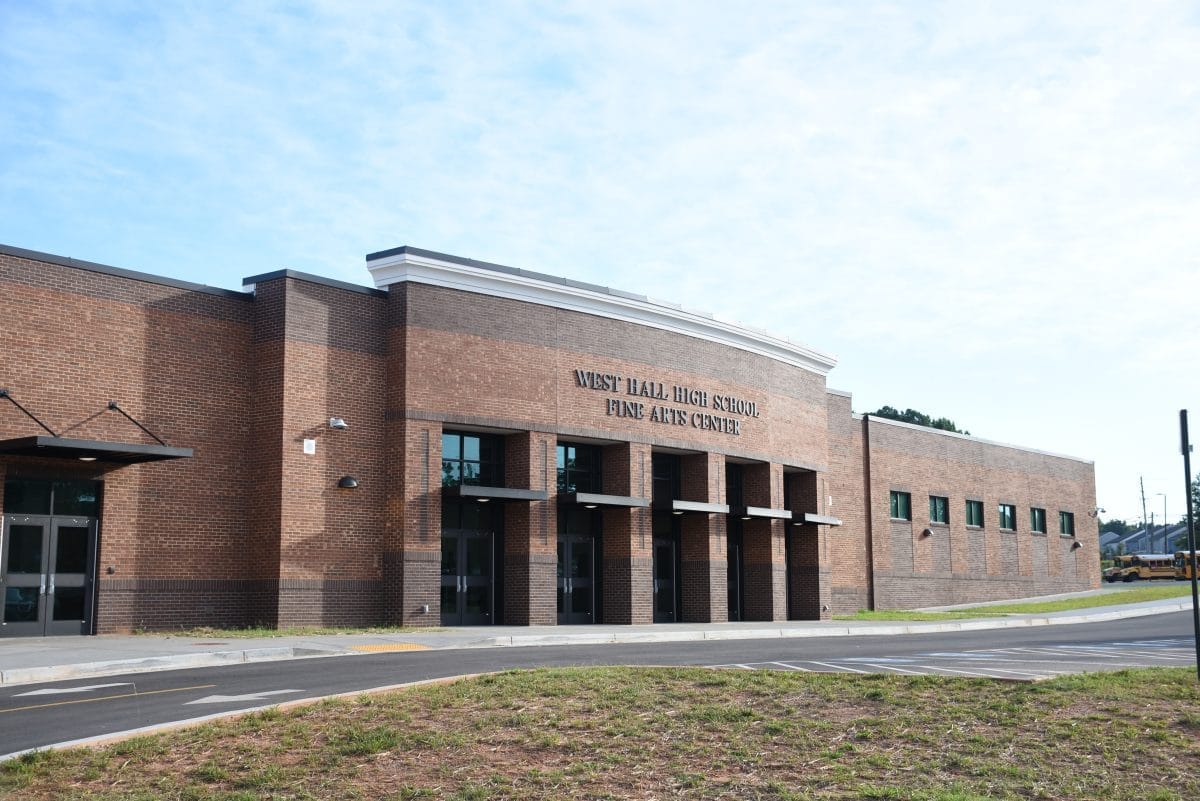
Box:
xmin=2 ymin=1 xmax=1198 ymax=525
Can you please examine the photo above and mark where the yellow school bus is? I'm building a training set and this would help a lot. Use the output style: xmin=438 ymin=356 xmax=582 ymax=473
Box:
xmin=1175 ymin=550 xmax=1199 ymax=581
xmin=1104 ymin=553 xmax=1176 ymax=582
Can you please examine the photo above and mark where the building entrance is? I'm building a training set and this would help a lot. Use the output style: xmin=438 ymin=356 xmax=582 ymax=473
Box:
xmin=2 ymin=516 xmax=96 ymax=636
xmin=727 ymin=527 xmax=744 ymax=622
xmin=557 ymin=532 xmax=595 ymax=625
xmin=2 ymin=478 xmax=99 ymax=637
xmin=441 ymin=530 xmax=494 ymax=626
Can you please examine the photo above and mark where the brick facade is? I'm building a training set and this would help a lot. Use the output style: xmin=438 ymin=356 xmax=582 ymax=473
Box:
xmin=0 ymin=243 xmax=1099 ymax=634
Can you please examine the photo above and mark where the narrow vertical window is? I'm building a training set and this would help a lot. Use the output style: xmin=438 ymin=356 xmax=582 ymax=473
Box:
xmin=965 ymin=500 xmax=984 ymax=528
xmin=1030 ymin=507 xmax=1046 ymax=534
xmin=889 ymin=491 xmax=911 ymax=521
xmin=929 ymin=495 xmax=949 ymax=524
xmin=1059 ymin=511 xmax=1075 ymax=536
xmin=998 ymin=504 xmax=1016 ymax=531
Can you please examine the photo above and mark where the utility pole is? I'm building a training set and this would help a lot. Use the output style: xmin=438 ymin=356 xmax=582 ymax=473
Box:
xmin=1140 ymin=476 xmax=1150 ymax=553
xmin=1178 ymin=410 xmax=1199 ymax=682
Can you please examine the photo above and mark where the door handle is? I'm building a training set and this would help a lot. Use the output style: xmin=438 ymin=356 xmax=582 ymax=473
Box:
xmin=566 ymin=578 xmax=573 ymax=594
xmin=40 ymin=576 xmax=47 ymax=596
xmin=653 ymin=579 xmax=658 ymax=594
xmin=49 ymin=576 xmax=55 ymax=595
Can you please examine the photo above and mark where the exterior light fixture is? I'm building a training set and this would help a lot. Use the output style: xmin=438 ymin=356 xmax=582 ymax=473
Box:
xmin=1071 ymin=541 xmax=1083 ymax=550
xmin=329 ymin=417 xmax=349 ymax=430
xmin=672 ymin=510 xmax=684 ymax=515
xmin=477 ymin=497 xmax=490 ymax=503
xmin=740 ymin=515 xmax=752 ymax=521
xmin=920 ymin=528 xmax=934 ymax=538
xmin=337 ymin=476 xmax=359 ymax=489
xmin=584 ymin=503 xmax=598 ymax=509
xmin=78 ymin=456 xmax=97 ymax=462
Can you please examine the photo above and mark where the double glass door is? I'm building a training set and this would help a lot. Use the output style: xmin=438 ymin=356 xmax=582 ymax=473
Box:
xmin=2 ymin=515 xmax=96 ymax=636
xmin=557 ymin=532 xmax=595 ymax=625
xmin=441 ymin=530 xmax=493 ymax=626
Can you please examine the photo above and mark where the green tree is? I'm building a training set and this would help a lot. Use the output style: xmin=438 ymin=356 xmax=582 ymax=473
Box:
xmin=1098 ymin=518 xmax=1134 ymax=538
xmin=872 ymin=405 xmax=970 ymax=435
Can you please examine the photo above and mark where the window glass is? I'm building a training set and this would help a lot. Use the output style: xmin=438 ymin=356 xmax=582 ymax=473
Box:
xmin=441 ymin=433 xmax=460 ymax=461
xmin=966 ymin=500 xmax=984 ymax=528
xmin=1030 ymin=507 xmax=1046 ymax=533
xmin=889 ymin=491 xmax=911 ymax=521
xmin=442 ymin=431 xmax=503 ymax=488
xmin=1059 ymin=511 xmax=1075 ymax=536
xmin=3 ymin=479 xmax=52 ymax=515
xmin=929 ymin=496 xmax=949 ymax=524
xmin=999 ymin=504 xmax=1016 ymax=531
xmin=53 ymin=481 xmax=99 ymax=516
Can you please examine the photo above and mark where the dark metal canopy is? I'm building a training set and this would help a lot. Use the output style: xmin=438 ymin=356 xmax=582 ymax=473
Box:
xmin=561 ymin=491 xmax=651 ymax=509
xmin=444 ymin=484 xmax=550 ymax=503
xmin=0 ymin=435 xmax=194 ymax=464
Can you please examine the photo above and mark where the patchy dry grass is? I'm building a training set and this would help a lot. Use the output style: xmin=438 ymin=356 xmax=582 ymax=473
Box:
xmin=3 ymin=667 xmax=1198 ymax=800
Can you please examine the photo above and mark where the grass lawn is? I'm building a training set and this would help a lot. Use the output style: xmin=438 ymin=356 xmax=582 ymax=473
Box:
xmin=838 ymin=583 xmax=1196 ymax=622
xmin=4 ymin=666 xmax=1198 ymax=800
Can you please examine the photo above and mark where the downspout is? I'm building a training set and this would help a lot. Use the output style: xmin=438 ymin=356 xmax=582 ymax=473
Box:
xmin=862 ymin=414 xmax=876 ymax=611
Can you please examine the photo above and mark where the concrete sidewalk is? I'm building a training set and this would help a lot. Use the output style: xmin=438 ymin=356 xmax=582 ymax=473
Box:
xmin=1 ymin=590 xmax=1194 ymax=687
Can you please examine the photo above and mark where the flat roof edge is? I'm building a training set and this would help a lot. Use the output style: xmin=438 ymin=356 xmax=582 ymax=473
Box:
xmin=0 ymin=243 xmax=250 ymax=300
xmin=242 ymin=268 xmax=386 ymax=297
xmin=864 ymin=414 xmax=1094 ymax=465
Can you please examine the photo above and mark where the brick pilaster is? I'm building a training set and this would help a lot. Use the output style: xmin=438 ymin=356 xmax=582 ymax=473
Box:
xmin=786 ymin=470 xmax=832 ymax=620
xmin=680 ymin=452 xmax=726 ymax=622
xmin=503 ymin=431 xmax=557 ymax=625
xmin=600 ymin=441 xmax=652 ymax=624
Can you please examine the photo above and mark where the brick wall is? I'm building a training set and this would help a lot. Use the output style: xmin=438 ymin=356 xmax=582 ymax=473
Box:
xmin=863 ymin=415 xmax=1098 ymax=610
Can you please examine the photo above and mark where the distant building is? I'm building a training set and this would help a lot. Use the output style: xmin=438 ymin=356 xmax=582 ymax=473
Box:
xmin=0 ymin=243 xmax=1099 ymax=636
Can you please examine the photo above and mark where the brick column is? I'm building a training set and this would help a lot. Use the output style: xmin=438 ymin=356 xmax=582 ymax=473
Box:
xmin=680 ymin=452 xmax=727 ymax=622
xmin=743 ymin=462 xmax=787 ymax=621
xmin=786 ymin=470 xmax=832 ymax=620
xmin=601 ymin=442 xmax=652 ymax=624
xmin=383 ymin=418 xmax=442 ymax=626
xmin=503 ymin=431 xmax=557 ymax=625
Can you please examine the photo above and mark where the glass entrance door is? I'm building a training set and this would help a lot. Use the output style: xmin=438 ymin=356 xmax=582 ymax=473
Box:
xmin=2 ymin=515 xmax=95 ymax=636
xmin=653 ymin=535 xmax=677 ymax=623
xmin=557 ymin=532 xmax=595 ymax=625
xmin=727 ymin=527 xmax=744 ymax=622
xmin=441 ymin=530 xmax=494 ymax=626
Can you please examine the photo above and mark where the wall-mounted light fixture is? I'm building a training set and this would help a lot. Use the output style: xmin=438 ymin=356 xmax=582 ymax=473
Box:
xmin=920 ymin=528 xmax=934 ymax=538
xmin=337 ymin=475 xmax=359 ymax=489
xmin=584 ymin=503 xmax=598 ymax=509
xmin=1071 ymin=541 xmax=1083 ymax=550
xmin=329 ymin=417 xmax=349 ymax=430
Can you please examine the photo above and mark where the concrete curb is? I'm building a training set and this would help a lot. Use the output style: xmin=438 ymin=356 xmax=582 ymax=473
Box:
xmin=0 ymin=646 xmax=346 ymax=687
xmin=1 ymin=599 xmax=1191 ymax=688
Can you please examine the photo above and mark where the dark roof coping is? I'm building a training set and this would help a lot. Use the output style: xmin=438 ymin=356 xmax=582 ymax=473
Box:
xmin=242 ymin=268 xmax=386 ymax=297
xmin=0 ymin=243 xmax=250 ymax=300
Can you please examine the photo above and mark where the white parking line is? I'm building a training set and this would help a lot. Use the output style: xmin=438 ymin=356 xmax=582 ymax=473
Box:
xmin=806 ymin=661 xmax=869 ymax=674
xmin=857 ymin=663 xmax=925 ymax=675
xmin=768 ymin=661 xmax=810 ymax=671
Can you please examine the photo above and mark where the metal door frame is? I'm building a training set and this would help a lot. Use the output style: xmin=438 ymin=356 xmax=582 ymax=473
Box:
xmin=557 ymin=531 xmax=596 ymax=625
xmin=1 ymin=514 xmax=96 ymax=636
xmin=440 ymin=528 xmax=494 ymax=626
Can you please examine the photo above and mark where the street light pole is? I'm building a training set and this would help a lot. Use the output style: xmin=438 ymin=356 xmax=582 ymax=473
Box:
xmin=1157 ymin=492 xmax=1168 ymax=552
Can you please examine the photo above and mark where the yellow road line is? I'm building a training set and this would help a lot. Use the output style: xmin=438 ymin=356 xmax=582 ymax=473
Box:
xmin=0 ymin=684 xmax=216 ymax=714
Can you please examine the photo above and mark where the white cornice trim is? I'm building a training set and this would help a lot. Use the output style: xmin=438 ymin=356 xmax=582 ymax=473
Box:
xmin=368 ymin=251 xmax=838 ymax=376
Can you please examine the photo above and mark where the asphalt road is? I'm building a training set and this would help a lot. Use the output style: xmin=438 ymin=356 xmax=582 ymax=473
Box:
xmin=2 ymin=611 xmax=1196 ymax=759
